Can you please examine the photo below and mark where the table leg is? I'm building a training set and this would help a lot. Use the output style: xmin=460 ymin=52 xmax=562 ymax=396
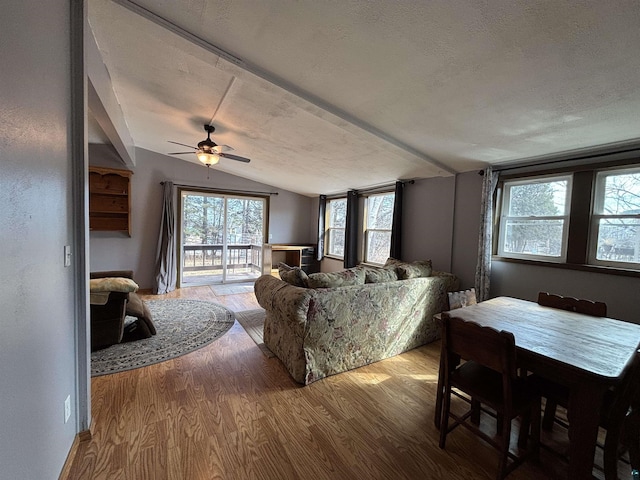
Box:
xmin=565 ymin=383 xmax=607 ymax=480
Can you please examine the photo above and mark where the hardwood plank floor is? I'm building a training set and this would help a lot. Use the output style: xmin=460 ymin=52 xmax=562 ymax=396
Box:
xmin=65 ymin=285 xmax=630 ymax=479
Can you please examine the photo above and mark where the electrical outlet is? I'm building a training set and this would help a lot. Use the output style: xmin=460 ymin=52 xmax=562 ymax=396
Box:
xmin=64 ymin=395 xmax=71 ymax=423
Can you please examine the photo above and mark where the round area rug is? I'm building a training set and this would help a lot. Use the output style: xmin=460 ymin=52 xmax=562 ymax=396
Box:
xmin=91 ymin=299 xmax=235 ymax=376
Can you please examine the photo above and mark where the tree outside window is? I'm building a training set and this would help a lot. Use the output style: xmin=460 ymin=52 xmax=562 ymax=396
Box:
xmin=592 ymin=169 xmax=640 ymax=265
xmin=498 ymin=176 xmax=571 ymax=261
xmin=327 ymin=198 xmax=346 ymax=257
xmin=365 ymin=192 xmax=394 ymax=264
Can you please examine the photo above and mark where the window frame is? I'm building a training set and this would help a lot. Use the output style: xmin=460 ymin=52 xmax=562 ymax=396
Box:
xmin=325 ymin=197 xmax=347 ymax=259
xmin=588 ymin=167 xmax=640 ymax=269
xmin=497 ymin=174 xmax=573 ymax=263
xmin=363 ymin=191 xmax=395 ymax=265
xmin=493 ymin=158 xmax=640 ymax=277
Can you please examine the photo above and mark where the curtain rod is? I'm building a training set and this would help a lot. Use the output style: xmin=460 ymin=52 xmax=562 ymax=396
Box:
xmin=325 ymin=179 xmax=415 ymax=199
xmin=160 ymin=182 xmax=278 ymax=196
xmin=492 ymin=146 xmax=640 ymax=174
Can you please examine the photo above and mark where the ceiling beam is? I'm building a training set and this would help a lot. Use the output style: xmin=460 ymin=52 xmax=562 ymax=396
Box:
xmin=110 ymin=0 xmax=457 ymax=175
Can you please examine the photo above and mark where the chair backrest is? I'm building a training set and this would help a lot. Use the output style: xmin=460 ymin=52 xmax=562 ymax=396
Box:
xmin=442 ymin=312 xmax=517 ymax=378
xmin=537 ymin=292 xmax=607 ymax=317
xmin=447 ymin=288 xmax=477 ymax=310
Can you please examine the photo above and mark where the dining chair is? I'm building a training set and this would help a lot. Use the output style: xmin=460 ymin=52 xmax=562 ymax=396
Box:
xmin=439 ymin=313 xmax=541 ymax=480
xmin=537 ymin=291 xmax=607 ymax=317
xmin=535 ymin=292 xmax=608 ymax=431
xmin=434 ymin=287 xmax=479 ymax=429
xmin=448 ymin=287 xmax=477 ymax=309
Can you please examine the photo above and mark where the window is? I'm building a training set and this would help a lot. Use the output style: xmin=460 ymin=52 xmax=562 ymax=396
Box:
xmin=590 ymin=167 xmax=640 ymax=268
xmin=326 ymin=198 xmax=347 ymax=258
xmin=364 ymin=192 xmax=395 ymax=264
xmin=497 ymin=175 xmax=572 ymax=262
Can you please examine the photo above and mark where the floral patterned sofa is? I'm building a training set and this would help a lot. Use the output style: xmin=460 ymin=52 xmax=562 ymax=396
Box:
xmin=254 ymin=259 xmax=459 ymax=384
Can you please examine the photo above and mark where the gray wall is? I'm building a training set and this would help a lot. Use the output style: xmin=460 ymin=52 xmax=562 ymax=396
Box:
xmin=491 ymin=261 xmax=640 ymax=323
xmin=89 ymin=146 xmax=314 ymax=288
xmin=318 ymin=171 xmax=484 ymax=286
xmin=0 ymin=1 xmax=81 ymax=478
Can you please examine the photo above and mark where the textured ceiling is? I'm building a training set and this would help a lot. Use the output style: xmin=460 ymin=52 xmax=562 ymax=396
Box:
xmin=88 ymin=0 xmax=640 ymax=196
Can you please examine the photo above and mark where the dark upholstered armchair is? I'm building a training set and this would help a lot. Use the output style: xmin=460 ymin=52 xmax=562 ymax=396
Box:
xmin=90 ymin=270 xmax=156 ymax=351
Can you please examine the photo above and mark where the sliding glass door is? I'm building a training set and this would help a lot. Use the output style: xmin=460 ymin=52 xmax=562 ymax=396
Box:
xmin=179 ymin=189 xmax=267 ymax=286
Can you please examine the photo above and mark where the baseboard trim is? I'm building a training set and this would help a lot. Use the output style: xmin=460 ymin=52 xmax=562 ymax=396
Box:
xmin=58 ymin=419 xmax=94 ymax=480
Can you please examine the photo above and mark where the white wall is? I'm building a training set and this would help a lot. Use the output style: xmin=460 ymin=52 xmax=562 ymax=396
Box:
xmin=89 ymin=146 xmax=314 ymax=288
xmin=0 ymin=1 xmax=81 ymax=478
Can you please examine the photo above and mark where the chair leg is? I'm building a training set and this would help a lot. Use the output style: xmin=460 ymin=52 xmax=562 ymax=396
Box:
xmin=624 ymin=409 xmax=640 ymax=475
xmin=439 ymin=386 xmax=452 ymax=449
xmin=542 ymin=400 xmax=558 ymax=431
xmin=435 ymin=356 xmax=445 ymax=429
xmin=497 ymin=414 xmax=512 ymax=480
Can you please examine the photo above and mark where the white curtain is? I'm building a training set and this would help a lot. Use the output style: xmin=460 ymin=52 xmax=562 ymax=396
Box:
xmin=154 ymin=181 xmax=177 ymax=294
xmin=474 ymin=168 xmax=499 ymax=302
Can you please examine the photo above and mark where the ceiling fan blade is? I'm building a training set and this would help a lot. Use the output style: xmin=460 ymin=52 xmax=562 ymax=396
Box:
xmin=168 ymin=151 xmax=194 ymax=155
xmin=168 ymin=140 xmax=197 ymax=149
xmin=220 ymin=153 xmax=251 ymax=163
xmin=212 ymin=144 xmax=234 ymax=153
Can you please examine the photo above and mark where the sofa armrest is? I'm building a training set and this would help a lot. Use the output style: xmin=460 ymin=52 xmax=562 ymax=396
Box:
xmin=254 ymin=274 xmax=315 ymax=383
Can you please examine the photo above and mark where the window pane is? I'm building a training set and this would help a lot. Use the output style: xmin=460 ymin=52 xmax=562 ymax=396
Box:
xmin=365 ymin=231 xmax=391 ymax=264
xmin=502 ymin=219 xmax=565 ymax=257
xmin=595 ymin=218 xmax=640 ymax=263
xmin=329 ymin=199 xmax=347 ymax=227
xmin=328 ymin=229 xmax=345 ymax=256
xmin=367 ymin=193 xmax=394 ymax=229
xmin=600 ymin=172 xmax=640 ymax=215
xmin=508 ymin=180 xmax=568 ymax=216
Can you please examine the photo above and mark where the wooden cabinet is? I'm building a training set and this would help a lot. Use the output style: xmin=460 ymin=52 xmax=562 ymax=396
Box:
xmin=88 ymin=166 xmax=132 ymax=235
xmin=262 ymin=244 xmax=320 ymax=276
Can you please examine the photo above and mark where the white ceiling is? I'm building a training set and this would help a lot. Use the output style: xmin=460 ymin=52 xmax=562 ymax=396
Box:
xmin=88 ymin=0 xmax=640 ymax=196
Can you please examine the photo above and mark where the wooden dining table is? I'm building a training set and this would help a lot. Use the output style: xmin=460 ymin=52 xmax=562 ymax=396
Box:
xmin=434 ymin=296 xmax=640 ymax=480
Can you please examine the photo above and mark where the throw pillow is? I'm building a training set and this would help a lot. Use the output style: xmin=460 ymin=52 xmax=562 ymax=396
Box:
xmin=306 ymin=267 xmax=366 ymax=288
xmin=364 ymin=266 xmax=398 ymax=283
xmin=396 ymin=259 xmax=433 ymax=279
xmin=278 ymin=263 xmax=309 ymax=287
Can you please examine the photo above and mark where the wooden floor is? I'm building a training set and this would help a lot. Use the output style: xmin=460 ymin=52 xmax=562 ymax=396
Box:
xmin=65 ymin=285 xmax=631 ymax=479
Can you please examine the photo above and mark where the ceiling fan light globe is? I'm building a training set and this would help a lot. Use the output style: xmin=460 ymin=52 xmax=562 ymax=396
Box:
xmin=196 ymin=150 xmax=219 ymax=166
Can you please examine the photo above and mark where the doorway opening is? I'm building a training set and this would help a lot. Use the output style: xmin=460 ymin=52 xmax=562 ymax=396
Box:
xmin=178 ymin=189 xmax=268 ymax=286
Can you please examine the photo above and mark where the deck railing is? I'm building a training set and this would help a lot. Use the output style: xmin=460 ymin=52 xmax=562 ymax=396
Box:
xmin=183 ymin=243 xmax=262 ymax=272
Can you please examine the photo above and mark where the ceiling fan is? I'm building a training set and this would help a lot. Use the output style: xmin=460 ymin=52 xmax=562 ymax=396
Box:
xmin=168 ymin=125 xmax=251 ymax=167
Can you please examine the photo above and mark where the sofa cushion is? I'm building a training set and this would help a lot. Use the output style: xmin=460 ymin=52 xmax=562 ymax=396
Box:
xmin=384 ymin=257 xmax=433 ymax=279
xmin=363 ymin=266 xmax=398 ymax=283
xmin=278 ymin=263 xmax=309 ymax=287
xmin=306 ymin=267 xmax=365 ymax=288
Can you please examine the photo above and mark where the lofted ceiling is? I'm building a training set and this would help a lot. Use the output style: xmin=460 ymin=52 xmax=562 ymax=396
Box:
xmin=88 ymin=0 xmax=640 ymax=197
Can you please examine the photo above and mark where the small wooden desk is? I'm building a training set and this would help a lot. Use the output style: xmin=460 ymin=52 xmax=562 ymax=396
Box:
xmin=436 ymin=296 xmax=640 ymax=480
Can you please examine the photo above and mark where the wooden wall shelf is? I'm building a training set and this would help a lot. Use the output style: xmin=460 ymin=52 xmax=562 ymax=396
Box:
xmin=89 ymin=166 xmax=132 ymax=235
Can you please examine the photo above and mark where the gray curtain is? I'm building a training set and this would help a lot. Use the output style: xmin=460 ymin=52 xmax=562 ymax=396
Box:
xmin=344 ymin=190 xmax=359 ymax=268
xmin=390 ymin=181 xmax=403 ymax=259
xmin=154 ymin=181 xmax=177 ymax=294
xmin=317 ymin=195 xmax=326 ymax=261
xmin=474 ymin=168 xmax=499 ymax=302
